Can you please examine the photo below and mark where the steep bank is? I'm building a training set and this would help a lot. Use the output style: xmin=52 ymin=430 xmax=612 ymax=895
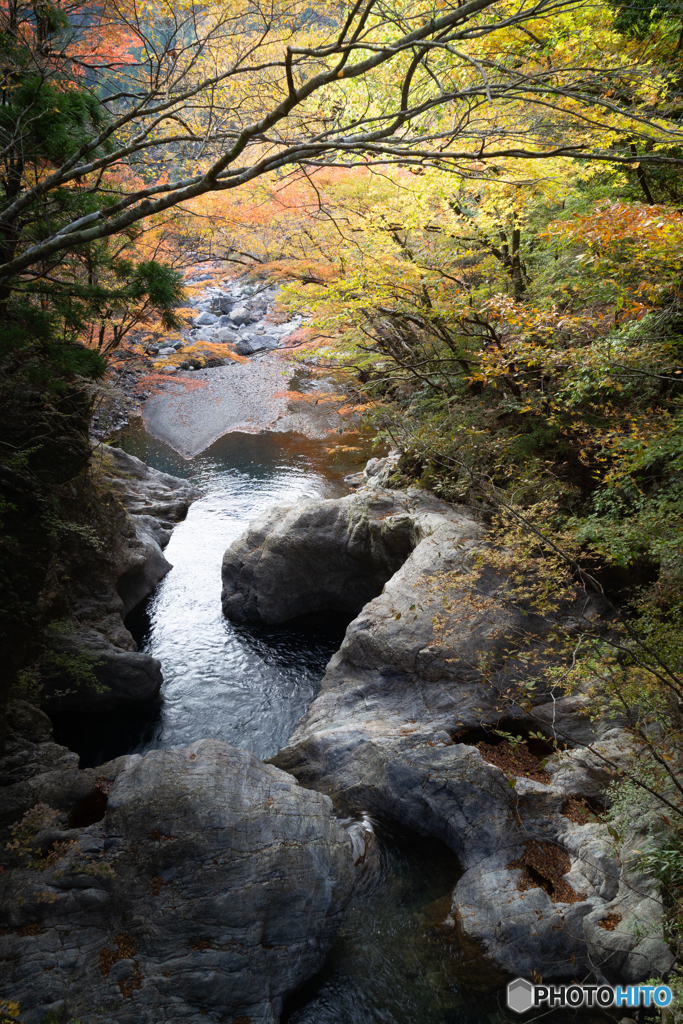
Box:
xmin=0 ymin=334 xmax=198 ymax=735
xmin=221 ymin=471 xmax=674 ymax=985
xmin=0 ymin=361 xmax=94 ymax=748
xmin=49 ymin=445 xmax=196 ymax=711
xmin=23 ymin=444 xmax=195 ymax=718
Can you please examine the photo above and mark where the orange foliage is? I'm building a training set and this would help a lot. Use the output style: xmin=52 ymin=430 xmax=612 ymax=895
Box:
xmin=179 ymin=167 xmax=374 ymax=284
xmin=272 ymin=390 xmax=345 ymax=404
xmin=551 ymin=201 xmax=683 ymax=246
xmin=547 ymin=200 xmax=683 ymax=311
xmin=130 ymin=373 xmax=209 ymax=398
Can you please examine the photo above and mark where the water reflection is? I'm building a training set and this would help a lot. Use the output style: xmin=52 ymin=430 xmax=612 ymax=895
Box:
xmin=284 ymin=828 xmax=500 ymax=1024
xmin=54 ymin=426 xmax=377 ymax=767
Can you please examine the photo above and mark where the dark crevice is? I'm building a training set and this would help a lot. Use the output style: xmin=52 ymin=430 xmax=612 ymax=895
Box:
xmin=68 ymin=787 xmax=108 ymax=828
xmin=451 ymin=719 xmax=561 ymax=759
xmin=125 ymin=595 xmax=154 ymax=650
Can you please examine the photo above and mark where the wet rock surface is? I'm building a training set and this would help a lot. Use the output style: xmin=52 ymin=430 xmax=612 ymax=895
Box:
xmin=0 ymin=735 xmax=360 ymax=1024
xmin=220 ymin=473 xmax=673 ymax=983
xmin=47 ymin=446 xmax=197 ymax=712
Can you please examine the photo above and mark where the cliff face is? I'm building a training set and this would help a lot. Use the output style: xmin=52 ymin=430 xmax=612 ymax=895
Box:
xmin=0 ymin=369 xmax=95 ymax=748
xmin=36 ymin=445 xmax=197 ymax=715
xmin=0 ymin=360 xmax=196 ymax=745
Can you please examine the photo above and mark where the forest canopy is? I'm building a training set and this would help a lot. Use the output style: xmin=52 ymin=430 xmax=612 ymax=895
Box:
xmin=2 ymin=0 xmax=683 ymax=282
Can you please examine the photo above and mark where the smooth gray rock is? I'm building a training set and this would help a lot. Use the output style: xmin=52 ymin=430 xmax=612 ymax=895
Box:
xmin=0 ymin=740 xmax=358 ymax=1024
xmin=62 ymin=638 xmax=163 ymax=712
xmin=344 ymin=450 xmax=401 ymax=488
xmin=221 ymin=488 xmax=433 ymax=623
xmin=248 ymin=336 xmax=275 ymax=351
xmin=221 ymin=483 xmax=672 ymax=982
xmin=229 ymin=303 xmax=254 ymax=325
xmin=217 ymin=326 xmax=238 ymax=342
xmin=102 ymin=446 xmax=196 ymax=522
xmin=568 ymin=816 xmax=673 ymax=982
xmin=116 ymin=514 xmax=172 ymax=618
xmin=233 ymin=334 xmax=278 ymax=356
xmin=193 ymin=311 xmax=218 ymax=326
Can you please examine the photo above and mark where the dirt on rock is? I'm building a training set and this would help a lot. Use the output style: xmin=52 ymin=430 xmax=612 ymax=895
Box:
xmin=476 ymin=740 xmax=551 ymax=783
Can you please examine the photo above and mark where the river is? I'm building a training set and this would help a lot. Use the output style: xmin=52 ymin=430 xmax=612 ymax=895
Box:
xmin=51 ymin=420 xmax=589 ymax=1024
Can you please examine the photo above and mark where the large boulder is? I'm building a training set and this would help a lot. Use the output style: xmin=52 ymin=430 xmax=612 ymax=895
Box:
xmin=230 ymin=303 xmax=255 ymax=326
xmin=221 ymin=482 xmax=673 ymax=983
xmin=220 ymin=487 xmax=450 ymax=623
xmin=0 ymin=739 xmax=361 ymax=1024
xmin=193 ymin=311 xmax=218 ymax=326
xmin=234 ymin=333 xmax=279 ymax=356
xmin=101 ymin=446 xmax=196 ymax=523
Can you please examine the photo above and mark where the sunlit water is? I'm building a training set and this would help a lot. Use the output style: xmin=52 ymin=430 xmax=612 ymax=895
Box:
xmin=127 ymin=428 xmax=357 ymax=759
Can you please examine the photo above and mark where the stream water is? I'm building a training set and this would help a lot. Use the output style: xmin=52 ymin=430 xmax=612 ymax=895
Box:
xmin=52 ymin=421 xmax=600 ymax=1024
xmin=56 ymin=426 xmax=358 ymax=767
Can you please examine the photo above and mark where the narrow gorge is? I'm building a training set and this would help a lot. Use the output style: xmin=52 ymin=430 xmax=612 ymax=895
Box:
xmin=0 ymin=274 xmax=675 ymax=1024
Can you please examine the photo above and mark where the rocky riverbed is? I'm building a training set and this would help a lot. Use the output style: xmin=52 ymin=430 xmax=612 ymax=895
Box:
xmin=221 ymin=468 xmax=675 ymax=987
xmin=95 ymin=270 xmax=362 ymax=456
xmin=0 ymin=270 xmax=676 ymax=1020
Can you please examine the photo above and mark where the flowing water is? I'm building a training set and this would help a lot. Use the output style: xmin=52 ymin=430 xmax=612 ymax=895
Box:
xmin=52 ymin=421 xmax=601 ymax=1024
xmin=54 ymin=426 xmax=365 ymax=766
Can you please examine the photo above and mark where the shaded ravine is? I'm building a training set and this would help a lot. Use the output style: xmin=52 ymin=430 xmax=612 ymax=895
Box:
xmin=53 ymin=426 xmax=367 ymax=766
xmin=52 ymin=420 xmax=605 ymax=1024
xmin=283 ymin=828 xmax=504 ymax=1024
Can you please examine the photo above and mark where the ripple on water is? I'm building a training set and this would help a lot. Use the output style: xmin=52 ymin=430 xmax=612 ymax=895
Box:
xmin=54 ymin=426 xmax=370 ymax=767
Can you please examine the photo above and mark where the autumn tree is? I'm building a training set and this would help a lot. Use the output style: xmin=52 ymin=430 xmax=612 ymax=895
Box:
xmin=2 ymin=0 xmax=683 ymax=293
